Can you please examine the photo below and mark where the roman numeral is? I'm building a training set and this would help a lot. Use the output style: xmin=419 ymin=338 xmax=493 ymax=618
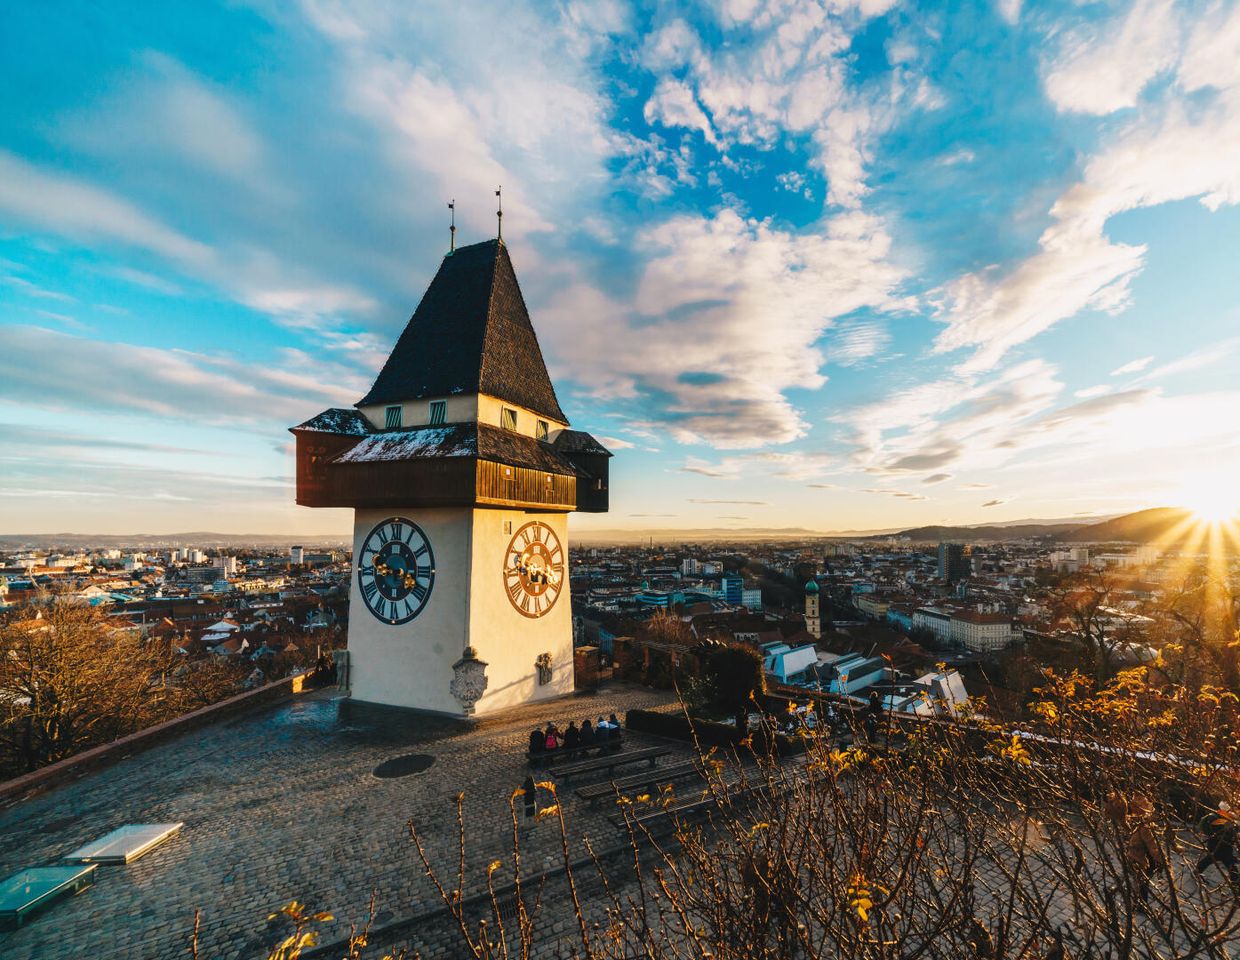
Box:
xmin=389 ymin=522 xmax=403 ymax=542
xmin=375 ymin=598 xmax=388 ymax=620
xmin=362 ymin=580 xmax=378 ymax=602
xmin=519 ymin=593 xmax=531 ymax=613
xmin=508 ymin=578 xmax=523 ymax=601
xmin=414 ymin=543 xmax=429 ymax=559
xmin=411 ymin=582 xmax=428 ymax=603
xmin=416 ymin=564 xmax=433 ymax=579
xmin=531 ymin=594 xmax=544 ymax=615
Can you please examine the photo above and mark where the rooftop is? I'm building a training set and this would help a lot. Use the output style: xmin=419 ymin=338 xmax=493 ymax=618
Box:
xmin=357 ymin=240 xmax=567 ymax=423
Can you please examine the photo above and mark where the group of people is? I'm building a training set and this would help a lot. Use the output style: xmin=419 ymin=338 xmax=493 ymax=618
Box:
xmin=529 ymin=714 xmax=622 ymax=759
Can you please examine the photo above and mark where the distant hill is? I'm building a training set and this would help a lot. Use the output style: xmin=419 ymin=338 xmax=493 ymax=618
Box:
xmin=0 ymin=532 xmax=350 ymax=550
xmin=883 ymin=523 xmax=1087 ymax=543
xmin=1059 ymin=507 xmax=1195 ymax=543
xmin=886 ymin=508 xmax=1208 ymax=546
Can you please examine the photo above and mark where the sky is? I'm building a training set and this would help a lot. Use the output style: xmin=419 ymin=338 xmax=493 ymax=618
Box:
xmin=2 ymin=0 xmax=1240 ymax=537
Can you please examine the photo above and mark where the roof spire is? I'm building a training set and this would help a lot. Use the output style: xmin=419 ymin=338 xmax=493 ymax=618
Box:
xmin=495 ymin=186 xmax=503 ymax=241
xmin=448 ymin=199 xmax=456 ymax=254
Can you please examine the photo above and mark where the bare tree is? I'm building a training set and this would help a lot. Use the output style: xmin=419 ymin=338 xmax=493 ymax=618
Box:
xmin=0 ymin=597 xmax=178 ymax=775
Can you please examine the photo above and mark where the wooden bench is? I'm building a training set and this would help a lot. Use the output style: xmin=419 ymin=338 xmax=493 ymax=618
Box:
xmin=614 ymin=783 xmax=766 ymax=834
xmin=526 ymin=738 xmax=623 ymax=767
xmin=551 ymin=746 xmax=672 ymax=785
xmin=574 ymin=760 xmax=703 ymax=806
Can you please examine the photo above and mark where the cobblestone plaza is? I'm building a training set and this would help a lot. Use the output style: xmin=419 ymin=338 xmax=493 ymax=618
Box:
xmin=0 ymin=685 xmax=682 ymax=960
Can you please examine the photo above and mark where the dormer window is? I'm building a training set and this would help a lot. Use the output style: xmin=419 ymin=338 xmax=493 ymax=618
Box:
xmin=501 ymin=407 xmax=518 ymax=432
xmin=384 ymin=405 xmax=402 ymax=429
xmin=536 ymin=419 xmax=549 ymax=441
xmin=429 ymin=400 xmax=446 ymax=426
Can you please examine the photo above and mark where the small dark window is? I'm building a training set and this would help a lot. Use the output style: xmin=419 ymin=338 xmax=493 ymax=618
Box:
xmin=429 ymin=400 xmax=446 ymax=425
xmin=384 ymin=405 xmax=402 ymax=428
xmin=502 ymin=407 xmax=518 ymax=432
xmin=536 ymin=419 xmax=549 ymax=441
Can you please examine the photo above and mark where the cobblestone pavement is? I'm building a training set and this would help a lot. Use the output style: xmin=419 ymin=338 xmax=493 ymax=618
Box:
xmin=0 ymin=684 xmax=683 ymax=960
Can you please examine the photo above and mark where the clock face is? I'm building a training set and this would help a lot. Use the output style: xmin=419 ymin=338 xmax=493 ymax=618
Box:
xmin=503 ymin=520 xmax=564 ymax=619
xmin=357 ymin=517 xmax=435 ymax=624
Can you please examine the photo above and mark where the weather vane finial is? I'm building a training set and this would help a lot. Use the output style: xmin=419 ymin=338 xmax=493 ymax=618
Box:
xmin=495 ymin=186 xmax=503 ymax=241
xmin=448 ymin=199 xmax=456 ymax=254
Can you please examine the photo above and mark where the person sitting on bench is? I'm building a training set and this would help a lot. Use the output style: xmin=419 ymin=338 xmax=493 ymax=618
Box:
xmin=544 ymin=723 xmax=561 ymax=753
xmin=563 ymin=721 xmax=581 ymax=752
xmin=579 ymin=719 xmax=595 ymax=751
xmin=529 ymin=727 xmax=546 ymax=757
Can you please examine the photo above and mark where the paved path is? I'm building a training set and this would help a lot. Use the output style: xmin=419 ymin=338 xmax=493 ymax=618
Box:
xmin=0 ymin=684 xmax=682 ymax=960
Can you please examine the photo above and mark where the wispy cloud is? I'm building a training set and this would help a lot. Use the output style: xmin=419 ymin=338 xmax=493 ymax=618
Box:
xmin=1111 ymin=356 xmax=1153 ymax=376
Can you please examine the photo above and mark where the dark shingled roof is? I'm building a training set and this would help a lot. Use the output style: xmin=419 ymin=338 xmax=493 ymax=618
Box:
xmin=357 ymin=239 xmax=567 ymax=423
xmin=553 ymin=429 xmax=613 ymax=457
xmin=330 ymin=422 xmax=584 ymax=476
xmin=291 ymin=408 xmax=374 ymax=436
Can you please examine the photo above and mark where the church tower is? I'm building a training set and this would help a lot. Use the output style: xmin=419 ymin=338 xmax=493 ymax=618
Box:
xmin=290 ymin=239 xmax=611 ymax=717
xmin=804 ymin=579 xmax=821 ymax=639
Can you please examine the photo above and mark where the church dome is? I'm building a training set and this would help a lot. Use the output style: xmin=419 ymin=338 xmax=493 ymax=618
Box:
xmin=804 ymin=579 xmax=819 ymax=594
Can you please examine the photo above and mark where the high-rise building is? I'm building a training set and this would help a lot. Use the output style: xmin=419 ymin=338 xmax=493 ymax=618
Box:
xmin=290 ymin=545 xmax=305 ymax=566
xmin=937 ymin=542 xmax=970 ymax=583
xmin=721 ymin=575 xmax=744 ymax=605
xmin=291 ymin=238 xmax=613 ymax=717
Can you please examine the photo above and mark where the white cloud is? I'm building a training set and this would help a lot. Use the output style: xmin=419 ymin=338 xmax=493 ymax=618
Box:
xmin=1042 ymin=0 xmax=1180 ymax=115
xmin=935 ymin=2 xmax=1240 ymax=373
xmin=995 ymin=0 xmax=1021 ymax=26
xmin=0 ymin=150 xmax=377 ymax=325
xmin=57 ymin=53 xmax=267 ymax=183
xmin=836 ymin=358 xmax=1065 ymax=475
xmin=680 ymin=449 xmax=836 ymax=482
xmin=0 ymin=150 xmax=212 ymax=268
xmin=597 ymin=435 xmax=636 ymax=450
xmin=0 ymin=325 xmax=358 ymax=426
xmin=1110 ymin=355 xmax=1153 ymax=376
xmin=543 ymin=208 xmax=907 ymax=448
xmin=644 ymin=79 xmax=719 ymax=146
xmin=829 ymin=319 xmax=890 ymax=366
xmin=633 ymin=0 xmax=924 ymax=209
xmin=641 ymin=18 xmax=705 ymax=71
xmin=1074 ymin=384 xmax=1112 ymax=399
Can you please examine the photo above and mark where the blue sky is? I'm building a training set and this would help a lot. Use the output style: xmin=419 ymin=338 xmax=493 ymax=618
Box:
xmin=2 ymin=0 xmax=1240 ymax=536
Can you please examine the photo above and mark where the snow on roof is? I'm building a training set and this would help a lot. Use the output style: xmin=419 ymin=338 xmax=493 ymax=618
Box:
xmin=333 ymin=425 xmax=474 ymax=463
xmin=292 ymin=408 xmax=373 ymax=436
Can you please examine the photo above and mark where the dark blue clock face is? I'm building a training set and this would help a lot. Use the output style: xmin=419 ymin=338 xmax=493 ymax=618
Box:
xmin=357 ymin=517 xmax=435 ymax=624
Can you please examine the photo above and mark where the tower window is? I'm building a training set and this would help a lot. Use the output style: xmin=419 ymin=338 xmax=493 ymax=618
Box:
xmin=384 ymin=405 xmax=402 ymax=429
xmin=501 ymin=407 xmax=518 ymax=432
xmin=536 ymin=419 xmax=549 ymax=441
xmin=428 ymin=400 xmax=446 ymax=425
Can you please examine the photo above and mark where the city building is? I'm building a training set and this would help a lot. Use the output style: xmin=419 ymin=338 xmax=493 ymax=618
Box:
xmin=937 ymin=542 xmax=970 ymax=583
xmin=950 ymin=609 xmax=1014 ymax=653
xmin=291 ymin=237 xmax=612 ymax=717
xmin=803 ymin=579 xmax=821 ymax=638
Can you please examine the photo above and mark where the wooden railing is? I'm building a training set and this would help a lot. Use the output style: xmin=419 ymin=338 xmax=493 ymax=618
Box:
xmin=476 ymin=460 xmax=576 ymax=510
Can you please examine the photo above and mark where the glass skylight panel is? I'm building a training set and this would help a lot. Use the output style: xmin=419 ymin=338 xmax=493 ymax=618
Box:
xmin=63 ymin=822 xmax=184 ymax=865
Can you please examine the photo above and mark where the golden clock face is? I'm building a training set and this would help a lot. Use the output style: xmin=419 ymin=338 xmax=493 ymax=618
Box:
xmin=503 ymin=520 xmax=564 ymax=618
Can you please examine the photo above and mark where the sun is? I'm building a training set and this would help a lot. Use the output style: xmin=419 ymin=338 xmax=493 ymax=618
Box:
xmin=1176 ymin=478 xmax=1240 ymax=524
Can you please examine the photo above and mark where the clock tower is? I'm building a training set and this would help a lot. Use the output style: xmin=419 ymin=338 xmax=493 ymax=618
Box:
xmin=290 ymin=238 xmax=611 ymax=717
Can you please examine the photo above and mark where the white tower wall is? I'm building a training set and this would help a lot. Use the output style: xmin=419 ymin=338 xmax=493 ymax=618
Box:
xmin=346 ymin=506 xmax=574 ymax=717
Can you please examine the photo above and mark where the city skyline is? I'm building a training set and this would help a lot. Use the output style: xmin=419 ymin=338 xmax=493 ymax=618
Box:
xmin=3 ymin=0 xmax=1240 ymax=536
